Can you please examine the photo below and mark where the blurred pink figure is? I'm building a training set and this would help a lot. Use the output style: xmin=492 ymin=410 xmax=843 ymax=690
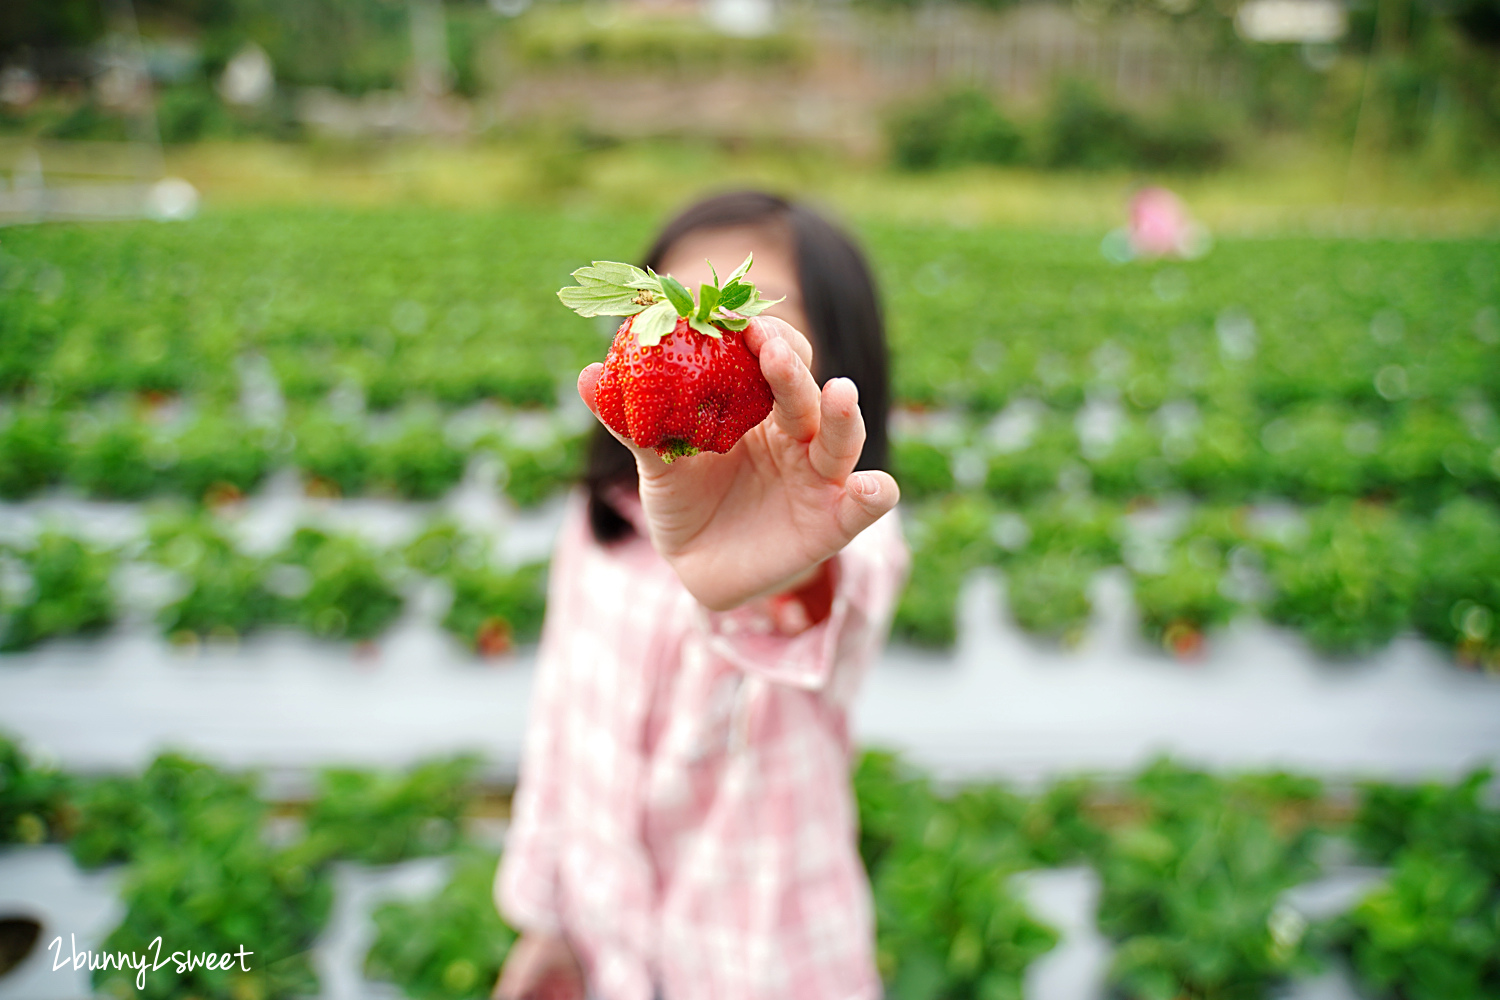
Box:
xmin=1129 ymin=186 xmax=1191 ymax=258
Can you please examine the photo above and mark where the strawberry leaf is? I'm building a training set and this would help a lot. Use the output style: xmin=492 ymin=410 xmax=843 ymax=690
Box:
xmin=695 ymin=283 xmax=720 ymax=322
xmin=659 ymin=274 xmax=694 ymax=317
xmin=574 ymin=261 xmax=658 ymax=291
xmin=689 ymin=316 xmax=722 ymax=339
xmin=718 ymin=281 xmax=752 ymax=312
xmin=725 ymin=253 xmax=754 ymax=286
xmin=631 ymin=301 xmax=678 ymax=347
xmin=715 ymin=315 xmax=750 ymax=331
xmin=732 ymin=289 xmax=784 ymax=318
xmin=557 ymin=284 xmax=648 ymax=318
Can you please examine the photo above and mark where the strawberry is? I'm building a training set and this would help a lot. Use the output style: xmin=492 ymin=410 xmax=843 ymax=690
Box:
xmin=558 ymin=254 xmax=782 ymax=462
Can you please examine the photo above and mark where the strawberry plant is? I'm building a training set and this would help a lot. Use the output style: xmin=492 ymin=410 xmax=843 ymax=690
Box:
xmin=1260 ymin=403 xmax=1374 ymax=502
xmin=0 ymin=531 xmax=116 ymax=652
xmin=1376 ymin=405 xmax=1492 ymax=508
xmin=1129 ymin=507 xmax=1250 ymax=655
xmin=146 ymin=516 xmax=277 ymax=642
xmin=983 ymin=414 xmax=1077 ymax=503
xmin=370 ymin=411 xmax=467 ymax=501
xmin=0 ymin=406 xmax=67 ymax=499
xmin=893 ymin=495 xmax=998 ymax=647
xmin=292 ymin=411 xmax=373 ymax=497
xmin=94 ymin=829 xmax=330 ymax=1000
xmin=1005 ymin=552 xmax=1096 ymax=644
xmin=998 ymin=498 xmax=1123 ymax=643
xmin=67 ymin=412 xmax=163 ymax=500
xmin=1337 ymin=769 xmax=1500 ymax=1000
xmin=443 ymin=560 xmax=547 ymax=656
xmin=0 ymin=732 xmax=73 ymax=846
xmin=1413 ymin=497 xmax=1500 ymax=669
xmin=273 ymin=528 xmax=403 ymax=642
xmin=403 ymin=521 xmax=548 ymax=654
xmin=67 ymin=752 xmax=264 ymax=869
xmin=80 ymin=753 xmax=331 ymax=999
xmin=1085 ymin=415 xmax=1163 ymax=500
xmin=1265 ymin=501 xmax=1421 ymax=656
xmin=364 ymin=846 xmax=518 ymax=1000
xmin=496 ymin=429 xmax=586 ymax=508
xmin=1097 ymin=760 xmax=1324 ymax=1000
xmin=872 ymin=789 xmax=1059 ymax=1000
xmin=1172 ymin=409 xmax=1263 ymax=502
xmin=171 ymin=410 xmax=275 ymax=503
xmin=303 ymin=755 xmax=480 ymax=865
xmin=892 ymin=439 xmax=957 ymax=503
xmin=557 ymin=255 xmax=781 ymax=461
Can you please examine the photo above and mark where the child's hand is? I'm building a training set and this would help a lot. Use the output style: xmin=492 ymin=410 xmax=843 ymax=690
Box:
xmin=494 ymin=931 xmax=585 ymax=1000
xmin=579 ymin=315 xmax=900 ymax=611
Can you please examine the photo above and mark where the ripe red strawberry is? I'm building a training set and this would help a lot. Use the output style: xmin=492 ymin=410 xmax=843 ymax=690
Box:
xmin=558 ymin=254 xmax=782 ymax=461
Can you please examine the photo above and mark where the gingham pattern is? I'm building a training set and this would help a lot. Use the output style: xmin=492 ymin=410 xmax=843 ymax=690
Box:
xmin=497 ymin=490 xmax=910 ymax=1000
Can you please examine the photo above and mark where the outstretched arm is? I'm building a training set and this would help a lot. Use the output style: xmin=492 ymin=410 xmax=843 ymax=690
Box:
xmin=577 ymin=315 xmax=900 ymax=611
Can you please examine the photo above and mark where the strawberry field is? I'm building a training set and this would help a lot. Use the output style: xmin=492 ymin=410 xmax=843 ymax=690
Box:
xmin=1 ymin=210 xmax=1498 ymax=664
xmin=4 ymin=733 xmax=1498 ymax=1000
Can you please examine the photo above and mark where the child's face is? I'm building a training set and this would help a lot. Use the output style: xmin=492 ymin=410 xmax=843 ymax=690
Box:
xmin=655 ymin=224 xmax=814 ymax=363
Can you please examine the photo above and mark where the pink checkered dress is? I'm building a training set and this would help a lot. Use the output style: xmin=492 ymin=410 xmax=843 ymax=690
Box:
xmin=495 ymin=489 xmax=910 ymax=1000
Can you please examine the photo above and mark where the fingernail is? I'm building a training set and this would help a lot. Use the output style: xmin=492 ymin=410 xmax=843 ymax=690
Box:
xmin=849 ymin=473 xmax=877 ymax=497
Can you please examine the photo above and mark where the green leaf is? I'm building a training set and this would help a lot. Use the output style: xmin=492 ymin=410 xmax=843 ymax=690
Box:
xmin=733 ymin=289 xmax=785 ymax=318
xmin=688 ymin=316 xmax=722 ymax=339
xmin=725 ymin=253 xmax=754 ymax=286
xmin=659 ymin=273 xmax=694 ymax=317
xmin=557 ymin=284 xmax=648 ymax=318
xmin=631 ymin=301 xmax=678 ymax=347
xmin=715 ymin=314 xmax=749 ymax=332
xmin=718 ymin=281 xmax=753 ymax=312
xmin=573 ymin=261 xmax=657 ymax=291
xmin=695 ymin=283 xmax=720 ymax=322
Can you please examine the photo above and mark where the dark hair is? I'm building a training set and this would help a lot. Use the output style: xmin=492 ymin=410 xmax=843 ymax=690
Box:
xmin=584 ymin=190 xmax=890 ymax=543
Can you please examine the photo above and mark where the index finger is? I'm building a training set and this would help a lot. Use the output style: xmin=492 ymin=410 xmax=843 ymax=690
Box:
xmin=742 ymin=315 xmax=814 ymax=372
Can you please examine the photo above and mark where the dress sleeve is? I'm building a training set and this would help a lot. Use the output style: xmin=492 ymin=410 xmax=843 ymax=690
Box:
xmin=494 ymin=497 xmax=588 ymax=934
xmin=695 ymin=509 xmax=910 ymax=694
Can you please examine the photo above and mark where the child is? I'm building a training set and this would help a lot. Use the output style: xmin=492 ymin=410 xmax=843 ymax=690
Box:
xmin=494 ymin=191 xmax=910 ymax=1000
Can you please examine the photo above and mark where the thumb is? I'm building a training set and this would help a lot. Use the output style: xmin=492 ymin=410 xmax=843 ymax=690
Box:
xmin=834 ymin=471 xmax=900 ymax=542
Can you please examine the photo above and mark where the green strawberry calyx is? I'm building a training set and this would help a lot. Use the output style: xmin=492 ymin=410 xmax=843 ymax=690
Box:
xmin=557 ymin=254 xmax=784 ymax=348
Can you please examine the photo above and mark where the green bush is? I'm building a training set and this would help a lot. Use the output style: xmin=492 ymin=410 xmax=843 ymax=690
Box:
xmin=68 ymin=752 xmax=264 ymax=869
xmin=995 ymin=498 xmax=1122 ymax=643
xmin=0 ymin=732 xmax=73 ymax=846
xmin=498 ymin=431 xmax=586 ymax=508
xmin=94 ymin=833 xmax=330 ymax=1000
xmin=293 ymin=413 xmax=372 ymax=498
xmin=1041 ymin=80 xmax=1231 ymax=171
xmin=888 ymin=88 xmax=1025 ymax=170
xmin=304 ymin=755 xmax=480 ymax=865
xmin=146 ymin=516 xmax=277 ymax=641
xmin=1413 ymin=498 xmax=1500 ymax=667
xmin=1097 ymin=760 xmax=1324 ymax=1000
xmin=172 ymin=411 xmax=275 ymax=503
xmin=364 ymin=847 xmax=518 ymax=1000
xmin=444 ymin=561 xmax=548 ymax=655
xmin=273 ymin=528 xmax=404 ymax=642
xmin=893 ymin=496 xmax=997 ymax=647
xmin=872 ymin=794 xmax=1059 ymax=1000
xmin=0 ymin=406 xmax=67 ymax=499
xmin=891 ymin=439 xmax=956 ymax=502
xmin=68 ymin=414 xmax=163 ymax=500
xmin=371 ymin=413 xmax=467 ymax=501
xmin=1339 ymin=769 xmax=1500 ymax=1000
xmin=1005 ymin=552 xmax=1095 ymax=644
xmin=1130 ymin=508 xmax=1249 ymax=654
xmin=0 ymin=532 xmax=116 ymax=652
xmin=1265 ymin=501 xmax=1421 ymax=656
